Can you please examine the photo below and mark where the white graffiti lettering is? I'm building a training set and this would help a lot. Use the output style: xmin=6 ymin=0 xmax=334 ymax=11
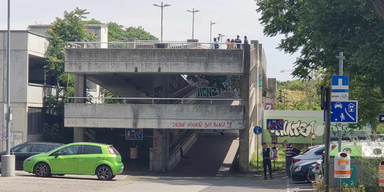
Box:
xmin=270 ymin=120 xmax=316 ymax=139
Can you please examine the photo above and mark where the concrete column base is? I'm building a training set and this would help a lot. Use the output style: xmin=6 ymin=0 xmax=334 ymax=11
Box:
xmin=1 ymin=155 xmax=15 ymax=177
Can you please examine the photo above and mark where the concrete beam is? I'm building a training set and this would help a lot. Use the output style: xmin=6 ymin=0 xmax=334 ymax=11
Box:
xmin=64 ymin=103 xmax=244 ymax=129
xmin=65 ymin=49 xmax=244 ymax=75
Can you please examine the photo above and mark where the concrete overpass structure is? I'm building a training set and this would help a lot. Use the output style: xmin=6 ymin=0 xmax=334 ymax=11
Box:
xmin=64 ymin=41 xmax=267 ymax=173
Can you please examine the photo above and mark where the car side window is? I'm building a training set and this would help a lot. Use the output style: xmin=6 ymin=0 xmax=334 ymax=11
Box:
xmin=11 ymin=144 xmax=32 ymax=153
xmin=31 ymin=144 xmax=48 ymax=152
xmin=82 ymin=145 xmax=102 ymax=154
xmin=48 ymin=144 xmax=61 ymax=151
xmin=52 ymin=145 xmax=81 ymax=156
xmin=314 ymin=149 xmax=324 ymax=155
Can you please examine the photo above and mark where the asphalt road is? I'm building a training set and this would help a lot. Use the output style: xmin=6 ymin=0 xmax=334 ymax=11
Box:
xmin=0 ymin=171 xmax=314 ymax=192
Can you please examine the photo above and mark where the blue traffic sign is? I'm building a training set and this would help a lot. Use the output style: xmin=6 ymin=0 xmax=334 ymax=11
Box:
xmin=267 ymin=119 xmax=284 ymax=130
xmin=254 ymin=126 xmax=262 ymax=135
xmin=332 ymin=76 xmax=349 ymax=92
xmin=324 ymin=101 xmax=358 ymax=123
xmin=379 ymin=114 xmax=384 ymax=124
xmin=125 ymin=129 xmax=143 ymax=140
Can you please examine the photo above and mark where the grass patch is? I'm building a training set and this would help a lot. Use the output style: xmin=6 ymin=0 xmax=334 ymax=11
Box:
xmin=250 ymin=147 xmax=286 ymax=170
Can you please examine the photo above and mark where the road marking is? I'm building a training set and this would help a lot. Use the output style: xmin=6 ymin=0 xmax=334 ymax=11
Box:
xmin=287 ymin=177 xmax=290 ymax=192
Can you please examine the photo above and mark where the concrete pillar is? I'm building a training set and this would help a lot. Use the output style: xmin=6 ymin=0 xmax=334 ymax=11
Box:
xmin=152 ymin=129 xmax=164 ymax=172
xmin=73 ymin=74 xmax=86 ymax=142
xmin=162 ymin=129 xmax=169 ymax=173
xmin=239 ymin=44 xmax=251 ymax=173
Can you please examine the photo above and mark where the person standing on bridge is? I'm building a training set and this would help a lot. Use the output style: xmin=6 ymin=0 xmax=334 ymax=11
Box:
xmin=235 ymin=35 xmax=242 ymax=49
xmin=213 ymin=38 xmax=220 ymax=49
xmin=260 ymin=143 xmax=273 ymax=179
xmin=284 ymin=143 xmax=293 ymax=177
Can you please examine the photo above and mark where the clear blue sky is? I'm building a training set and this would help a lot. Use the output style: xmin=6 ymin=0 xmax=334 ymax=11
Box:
xmin=0 ymin=0 xmax=299 ymax=81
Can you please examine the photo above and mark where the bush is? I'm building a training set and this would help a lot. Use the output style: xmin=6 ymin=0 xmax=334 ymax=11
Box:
xmin=42 ymin=123 xmax=63 ymax=143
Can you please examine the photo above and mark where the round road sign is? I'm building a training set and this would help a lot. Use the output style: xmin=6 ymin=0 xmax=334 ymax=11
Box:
xmin=254 ymin=126 xmax=262 ymax=135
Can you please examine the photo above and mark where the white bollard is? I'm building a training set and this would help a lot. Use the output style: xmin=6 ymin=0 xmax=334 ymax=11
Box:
xmin=334 ymin=152 xmax=351 ymax=178
xmin=379 ymin=160 xmax=384 ymax=187
xmin=1 ymin=155 xmax=15 ymax=177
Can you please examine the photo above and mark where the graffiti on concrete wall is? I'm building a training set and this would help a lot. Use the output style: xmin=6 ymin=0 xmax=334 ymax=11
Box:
xmin=189 ymin=75 xmax=241 ymax=98
xmin=197 ymin=87 xmax=219 ymax=97
xmin=170 ymin=120 xmax=241 ymax=129
xmin=270 ymin=120 xmax=317 ymax=140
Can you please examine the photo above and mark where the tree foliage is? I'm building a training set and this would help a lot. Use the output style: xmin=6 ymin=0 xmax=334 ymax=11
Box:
xmin=256 ymin=0 xmax=384 ymax=128
xmin=85 ymin=19 xmax=158 ymax=41
xmin=46 ymin=8 xmax=95 ymax=88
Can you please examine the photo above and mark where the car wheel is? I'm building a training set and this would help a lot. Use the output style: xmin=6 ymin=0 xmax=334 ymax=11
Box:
xmin=34 ymin=162 xmax=51 ymax=177
xmin=306 ymin=171 xmax=315 ymax=183
xmin=96 ymin=165 xmax=113 ymax=180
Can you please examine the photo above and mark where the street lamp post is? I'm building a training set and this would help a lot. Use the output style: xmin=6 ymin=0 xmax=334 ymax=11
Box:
xmin=210 ymin=21 xmax=216 ymax=44
xmin=218 ymin=34 xmax=225 ymax=49
xmin=2 ymin=0 xmax=15 ymax=177
xmin=187 ymin=9 xmax=200 ymax=40
xmin=153 ymin=2 xmax=171 ymax=42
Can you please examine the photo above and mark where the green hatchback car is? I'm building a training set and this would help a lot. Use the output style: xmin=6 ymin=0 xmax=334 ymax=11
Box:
xmin=23 ymin=142 xmax=124 ymax=180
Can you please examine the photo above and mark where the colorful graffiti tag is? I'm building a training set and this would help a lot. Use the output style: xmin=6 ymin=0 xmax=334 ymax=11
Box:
xmin=190 ymin=75 xmax=241 ymax=98
xmin=270 ymin=120 xmax=317 ymax=139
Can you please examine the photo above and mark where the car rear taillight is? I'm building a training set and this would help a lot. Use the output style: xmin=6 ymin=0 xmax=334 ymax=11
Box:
xmin=293 ymin=158 xmax=301 ymax=163
xmin=108 ymin=147 xmax=116 ymax=155
xmin=316 ymin=163 xmax=320 ymax=170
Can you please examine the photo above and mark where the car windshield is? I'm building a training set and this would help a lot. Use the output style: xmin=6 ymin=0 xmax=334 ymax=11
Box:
xmin=301 ymin=148 xmax=312 ymax=155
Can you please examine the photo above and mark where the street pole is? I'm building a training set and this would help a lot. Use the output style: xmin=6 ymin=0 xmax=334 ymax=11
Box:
xmin=337 ymin=52 xmax=345 ymax=191
xmin=187 ymin=9 xmax=200 ymax=40
xmin=192 ymin=9 xmax=194 ymax=39
xmin=2 ymin=0 xmax=15 ymax=177
xmin=153 ymin=2 xmax=171 ymax=43
xmin=161 ymin=2 xmax=163 ymax=42
xmin=210 ymin=21 xmax=216 ymax=45
xmin=322 ymin=86 xmax=331 ymax=192
xmin=6 ymin=0 xmax=11 ymax=156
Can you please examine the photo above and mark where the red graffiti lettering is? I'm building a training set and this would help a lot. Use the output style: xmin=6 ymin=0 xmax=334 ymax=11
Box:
xmin=154 ymin=137 xmax=159 ymax=148
xmin=173 ymin=122 xmax=185 ymax=128
xmin=214 ymin=122 xmax=226 ymax=128
xmin=187 ymin=122 xmax=203 ymax=127
xmin=204 ymin=123 xmax=212 ymax=128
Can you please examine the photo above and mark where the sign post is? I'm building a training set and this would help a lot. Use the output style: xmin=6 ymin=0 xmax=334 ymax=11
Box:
xmin=321 ymin=86 xmax=332 ymax=192
xmin=254 ymin=126 xmax=262 ymax=169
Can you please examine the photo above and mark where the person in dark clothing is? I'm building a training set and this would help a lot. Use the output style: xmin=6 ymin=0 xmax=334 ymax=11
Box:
xmin=235 ymin=35 xmax=242 ymax=49
xmin=284 ymin=143 xmax=293 ymax=177
xmin=260 ymin=143 xmax=274 ymax=179
xmin=244 ymin=36 xmax=249 ymax=44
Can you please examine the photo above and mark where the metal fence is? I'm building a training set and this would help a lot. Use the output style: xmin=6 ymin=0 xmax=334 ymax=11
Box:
xmin=66 ymin=97 xmax=242 ymax=105
xmin=66 ymin=41 xmax=251 ymax=50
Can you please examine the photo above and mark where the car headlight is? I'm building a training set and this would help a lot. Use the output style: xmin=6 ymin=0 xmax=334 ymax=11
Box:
xmin=25 ymin=157 xmax=34 ymax=162
xmin=294 ymin=166 xmax=302 ymax=172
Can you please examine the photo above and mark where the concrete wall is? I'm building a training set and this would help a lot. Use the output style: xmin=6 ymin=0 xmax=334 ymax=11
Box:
xmin=65 ymin=49 xmax=244 ymax=75
xmin=65 ymin=103 xmax=244 ymax=129
xmin=0 ymin=31 xmax=50 ymax=150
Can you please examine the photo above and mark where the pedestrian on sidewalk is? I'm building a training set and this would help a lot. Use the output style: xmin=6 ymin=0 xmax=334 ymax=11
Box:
xmin=260 ymin=143 xmax=273 ymax=179
xmin=235 ymin=35 xmax=242 ymax=49
xmin=284 ymin=143 xmax=293 ymax=177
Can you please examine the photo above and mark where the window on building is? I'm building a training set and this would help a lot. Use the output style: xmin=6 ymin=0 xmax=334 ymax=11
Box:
xmin=28 ymin=108 xmax=44 ymax=135
xmin=82 ymin=145 xmax=102 ymax=154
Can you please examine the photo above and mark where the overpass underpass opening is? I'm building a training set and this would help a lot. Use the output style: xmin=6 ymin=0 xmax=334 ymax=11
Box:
xmin=169 ymin=129 xmax=239 ymax=176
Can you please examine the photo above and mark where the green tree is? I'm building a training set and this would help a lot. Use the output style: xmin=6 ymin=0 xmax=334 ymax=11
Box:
xmin=46 ymin=8 xmax=96 ymax=89
xmin=256 ymin=0 xmax=384 ymax=129
xmin=85 ymin=19 xmax=158 ymax=41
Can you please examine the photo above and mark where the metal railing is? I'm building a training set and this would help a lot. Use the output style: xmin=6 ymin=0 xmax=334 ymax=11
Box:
xmin=66 ymin=97 xmax=242 ymax=105
xmin=66 ymin=41 xmax=250 ymax=50
xmin=169 ymin=129 xmax=197 ymax=159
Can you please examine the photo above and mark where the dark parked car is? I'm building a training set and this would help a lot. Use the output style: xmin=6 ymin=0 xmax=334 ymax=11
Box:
xmin=0 ymin=142 xmax=63 ymax=170
xmin=292 ymin=159 xmax=320 ymax=183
